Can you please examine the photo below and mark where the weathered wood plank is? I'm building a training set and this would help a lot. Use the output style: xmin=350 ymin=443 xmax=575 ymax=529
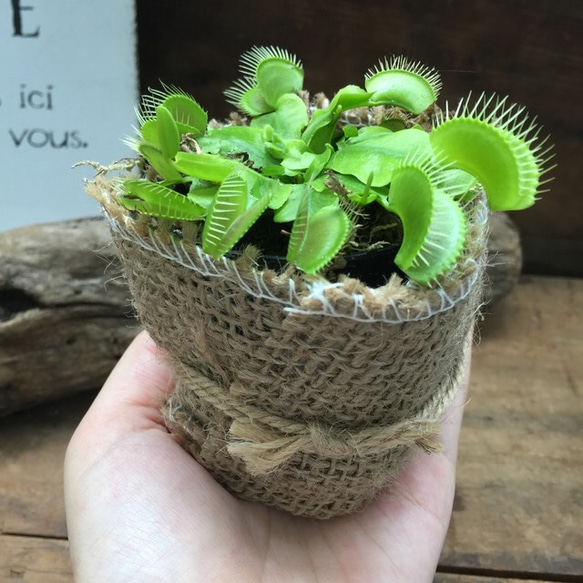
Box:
xmin=440 ymin=276 xmax=583 ymax=577
xmin=0 ymin=535 xmax=72 ymax=583
xmin=0 ymin=393 xmax=95 ymax=538
xmin=0 ymin=218 xmax=140 ymax=416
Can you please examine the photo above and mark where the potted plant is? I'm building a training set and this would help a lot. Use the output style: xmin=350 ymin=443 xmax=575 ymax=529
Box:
xmin=86 ymin=46 xmax=553 ymax=519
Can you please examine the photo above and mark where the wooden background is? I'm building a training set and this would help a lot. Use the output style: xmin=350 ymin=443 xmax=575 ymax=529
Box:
xmin=136 ymin=0 xmax=583 ymax=277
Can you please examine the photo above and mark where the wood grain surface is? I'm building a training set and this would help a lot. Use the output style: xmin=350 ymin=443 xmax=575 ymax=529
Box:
xmin=0 ymin=536 xmax=71 ymax=583
xmin=440 ymin=276 xmax=583 ymax=578
xmin=0 ymin=219 xmax=139 ymax=416
xmin=1 ymin=276 xmax=581 ymax=582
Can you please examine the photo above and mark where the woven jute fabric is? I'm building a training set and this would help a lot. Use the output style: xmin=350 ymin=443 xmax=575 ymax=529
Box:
xmin=92 ymin=178 xmax=487 ymax=519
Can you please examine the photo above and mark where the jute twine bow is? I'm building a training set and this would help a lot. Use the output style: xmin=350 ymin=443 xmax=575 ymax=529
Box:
xmin=173 ymin=341 xmax=470 ymax=475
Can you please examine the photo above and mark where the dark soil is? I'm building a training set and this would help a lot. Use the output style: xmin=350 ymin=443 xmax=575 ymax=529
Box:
xmin=233 ymin=203 xmax=405 ymax=287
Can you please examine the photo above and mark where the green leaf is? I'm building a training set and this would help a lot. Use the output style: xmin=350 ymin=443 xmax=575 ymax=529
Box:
xmin=329 ymin=85 xmax=374 ymax=111
xmin=438 ymin=168 xmax=479 ymax=202
xmin=272 ymin=184 xmax=306 ymax=222
xmin=138 ymin=143 xmax=183 ymax=181
xmin=267 ymin=182 xmax=294 ymax=210
xmin=365 ymin=56 xmax=441 ymax=114
xmin=187 ymin=184 xmax=219 ymax=209
xmin=173 ymin=152 xmax=242 ymax=182
xmin=346 ymin=125 xmax=394 ymax=142
xmin=301 ymin=85 xmax=374 ymax=153
xmin=341 ymin=125 xmax=359 ymax=140
xmin=286 ymin=190 xmax=351 ymax=273
xmin=138 ymin=85 xmax=207 ymax=135
xmin=330 ymin=173 xmax=388 ymax=205
xmin=327 ymin=128 xmax=431 ymax=187
xmin=139 ymin=119 xmax=160 ymax=147
xmin=251 ymin=93 xmax=309 ymax=139
xmin=120 ymin=180 xmax=205 ymax=220
xmin=305 ymin=145 xmax=333 ymax=182
xmin=261 ymin=165 xmax=285 ymax=177
xmin=273 ymin=185 xmax=335 ymax=222
xmin=202 ymin=172 xmax=271 ymax=258
xmin=225 ymin=47 xmax=303 ymax=115
xmin=280 ymin=139 xmax=315 ymax=175
xmin=245 ymin=172 xmax=293 ymax=210
xmin=198 ymin=125 xmax=277 ymax=169
xmin=380 ymin=118 xmax=408 ymax=132
xmin=256 ymin=60 xmax=303 ymax=107
xmin=265 ymin=138 xmax=286 ymax=161
xmin=240 ymin=46 xmax=303 ymax=108
xmin=301 ymin=105 xmax=342 ymax=154
xmin=224 ymin=82 xmax=274 ymax=116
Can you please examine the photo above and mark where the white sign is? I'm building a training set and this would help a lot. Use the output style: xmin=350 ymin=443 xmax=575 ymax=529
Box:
xmin=0 ymin=0 xmax=138 ymax=230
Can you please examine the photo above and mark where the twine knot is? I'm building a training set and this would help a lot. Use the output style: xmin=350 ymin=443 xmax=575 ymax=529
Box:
xmin=227 ymin=415 xmax=443 ymax=475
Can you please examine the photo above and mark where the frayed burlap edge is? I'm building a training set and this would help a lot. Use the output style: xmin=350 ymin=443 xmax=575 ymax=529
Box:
xmin=86 ymin=176 xmax=488 ymax=325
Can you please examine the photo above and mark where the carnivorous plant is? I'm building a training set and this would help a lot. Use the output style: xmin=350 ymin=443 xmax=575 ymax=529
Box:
xmin=102 ymin=46 xmax=554 ymax=285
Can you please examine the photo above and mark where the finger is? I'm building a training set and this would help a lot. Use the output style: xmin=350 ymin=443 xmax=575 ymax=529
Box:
xmin=389 ymin=349 xmax=471 ymax=508
xmin=436 ymin=351 xmax=471 ymax=464
xmin=67 ymin=330 xmax=175 ymax=466
xmin=99 ymin=329 xmax=175 ymax=411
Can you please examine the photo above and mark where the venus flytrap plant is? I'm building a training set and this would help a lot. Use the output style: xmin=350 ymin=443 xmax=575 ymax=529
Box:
xmin=120 ymin=180 xmax=206 ymax=220
xmin=108 ymin=46 xmax=553 ymax=287
xmin=286 ymin=185 xmax=353 ymax=273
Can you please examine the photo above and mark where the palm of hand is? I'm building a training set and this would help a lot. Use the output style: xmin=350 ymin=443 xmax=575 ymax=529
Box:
xmin=65 ymin=332 xmax=466 ymax=583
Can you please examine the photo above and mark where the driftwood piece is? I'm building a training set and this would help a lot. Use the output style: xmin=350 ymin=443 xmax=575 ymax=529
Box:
xmin=0 ymin=212 xmax=521 ymax=416
xmin=484 ymin=212 xmax=523 ymax=306
xmin=0 ymin=218 xmax=140 ymax=416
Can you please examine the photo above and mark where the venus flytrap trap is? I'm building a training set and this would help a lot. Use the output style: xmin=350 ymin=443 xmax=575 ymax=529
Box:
xmin=430 ymin=94 xmax=554 ymax=211
xmin=105 ymin=46 xmax=554 ymax=287
xmin=224 ymin=46 xmax=304 ymax=116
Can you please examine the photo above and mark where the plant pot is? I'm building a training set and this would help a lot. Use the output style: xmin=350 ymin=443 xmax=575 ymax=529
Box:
xmin=90 ymin=178 xmax=488 ymax=519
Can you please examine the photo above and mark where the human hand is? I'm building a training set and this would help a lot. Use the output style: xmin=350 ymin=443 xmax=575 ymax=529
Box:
xmin=65 ymin=331 xmax=468 ymax=583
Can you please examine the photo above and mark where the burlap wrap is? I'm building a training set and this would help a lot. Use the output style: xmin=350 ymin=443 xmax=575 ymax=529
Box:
xmin=90 ymin=178 xmax=488 ymax=519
